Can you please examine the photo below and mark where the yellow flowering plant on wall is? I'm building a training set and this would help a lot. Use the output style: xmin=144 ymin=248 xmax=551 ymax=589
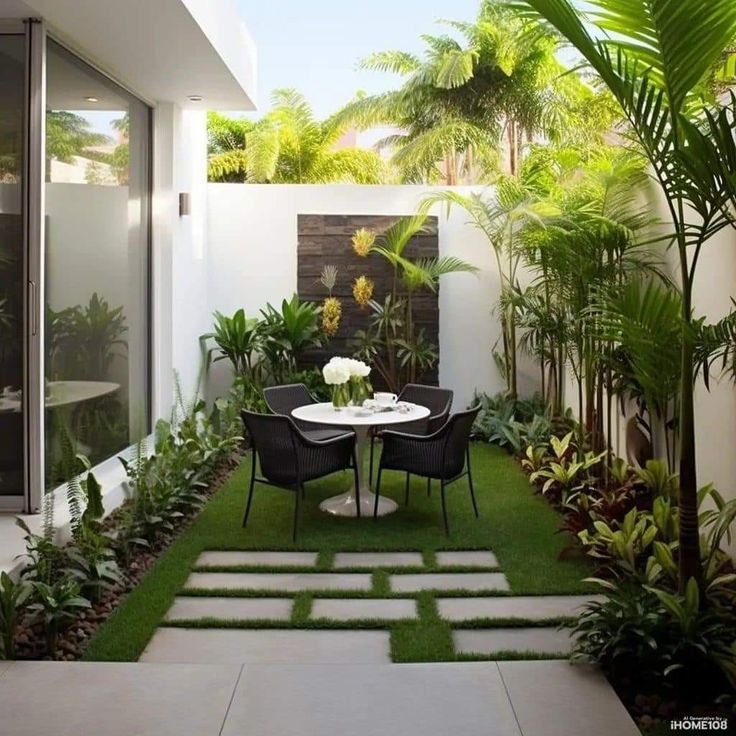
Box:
xmin=320 ymin=265 xmax=342 ymax=337
xmin=352 ymin=275 xmax=374 ymax=307
xmin=351 ymin=227 xmax=375 ymax=257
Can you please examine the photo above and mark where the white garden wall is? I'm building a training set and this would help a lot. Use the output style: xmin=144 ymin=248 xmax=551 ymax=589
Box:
xmin=205 ymin=184 xmax=538 ymax=410
xmin=203 ymin=182 xmax=736 ymax=512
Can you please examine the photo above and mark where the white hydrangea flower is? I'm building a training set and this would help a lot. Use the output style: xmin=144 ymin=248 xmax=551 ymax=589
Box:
xmin=323 ymin=359 xmax=350 ymax=385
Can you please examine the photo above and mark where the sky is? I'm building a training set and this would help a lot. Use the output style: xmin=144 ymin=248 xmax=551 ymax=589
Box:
xmin=235 ymin=0 xmax=480 ymax=120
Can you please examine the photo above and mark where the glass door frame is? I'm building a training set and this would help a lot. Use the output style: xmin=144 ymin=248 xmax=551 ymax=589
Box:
xmin=24 ymin=18 xmax=45 ymax=514
xmin=0 ymin=19 xmax=44 ymax=513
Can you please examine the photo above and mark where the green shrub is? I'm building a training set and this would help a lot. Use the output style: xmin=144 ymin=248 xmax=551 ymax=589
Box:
xmin=0 ymin=573 xmax=32 ymax=660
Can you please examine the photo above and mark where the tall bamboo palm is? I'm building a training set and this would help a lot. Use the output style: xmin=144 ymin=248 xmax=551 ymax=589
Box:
xmin=423 ymin=178 xmax=558 ymax=398
xmin=510 ymin=0 xmax=736 ymax=591
xmin=594 ymin=278 xmax=683 ymax=470
xmin=335 ymin=0 xmax=616 ymax=184
xmin=207 ymin=90 xmax=386 ymax=184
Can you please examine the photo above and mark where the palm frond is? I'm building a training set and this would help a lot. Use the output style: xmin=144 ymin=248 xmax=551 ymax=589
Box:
xmin=359 ymin=51 xmax=422 ymax=75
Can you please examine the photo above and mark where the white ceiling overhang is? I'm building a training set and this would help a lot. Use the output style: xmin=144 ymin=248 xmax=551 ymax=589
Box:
xmin=4 ymin=0 xmax=257 ymax=110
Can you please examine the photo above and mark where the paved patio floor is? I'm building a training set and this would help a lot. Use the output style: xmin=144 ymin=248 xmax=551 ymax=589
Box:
xmin=0 ymin=660 xmax=638 ymax=736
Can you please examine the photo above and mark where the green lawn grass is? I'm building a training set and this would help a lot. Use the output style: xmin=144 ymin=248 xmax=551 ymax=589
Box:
xmin=83 ymin=443 xmax=591 ymax=662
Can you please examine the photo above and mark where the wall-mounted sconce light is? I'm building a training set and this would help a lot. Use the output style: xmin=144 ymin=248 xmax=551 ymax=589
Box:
xmin=179 ymin=192 xmax=191 ymax=217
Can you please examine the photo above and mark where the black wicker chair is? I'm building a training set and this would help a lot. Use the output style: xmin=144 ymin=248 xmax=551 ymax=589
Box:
xmin=368 ymin=384 xmax=453 ymax=490
xmin=241 ymin=410 xmax=358 ymax=541
xmin=263 ymin=383 xmax=351 ymax=442
xmin=373 ymin=404 xmax=481 ymax=535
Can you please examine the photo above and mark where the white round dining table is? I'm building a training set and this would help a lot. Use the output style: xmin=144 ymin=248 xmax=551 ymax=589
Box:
xmin=291 ymin=401 xmax=431 ymax=517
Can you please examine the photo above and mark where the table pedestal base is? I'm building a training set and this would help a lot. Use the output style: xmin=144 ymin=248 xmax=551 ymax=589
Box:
xmin=319 ymin=490 xmax=398 ymax=518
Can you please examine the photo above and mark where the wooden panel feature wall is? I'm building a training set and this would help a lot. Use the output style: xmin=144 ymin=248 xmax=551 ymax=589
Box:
xmin=297 ymin=214 xmax=439 ymax=386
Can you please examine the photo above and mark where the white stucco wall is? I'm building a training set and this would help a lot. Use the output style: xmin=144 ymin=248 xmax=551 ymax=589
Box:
xmin=688 ymin=224 xmax=736 ymax=501
xmin=204 ymin=184 xmax=540 ymax=410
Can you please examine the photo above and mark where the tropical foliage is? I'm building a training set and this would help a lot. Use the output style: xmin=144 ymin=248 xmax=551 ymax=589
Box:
xmin=207 ymin=90 xmax=385 ymax=183
xmin=510 ymin=0 xmax=736 ymax=595
xmin=335 ymin=0 xmax=619 ymax=183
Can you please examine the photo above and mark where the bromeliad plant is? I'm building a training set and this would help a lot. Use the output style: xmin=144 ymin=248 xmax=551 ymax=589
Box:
xmin=529 ymin=432 xmax=606 ymax=504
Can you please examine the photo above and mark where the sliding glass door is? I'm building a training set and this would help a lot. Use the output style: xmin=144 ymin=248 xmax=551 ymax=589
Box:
xmin=43 ymin=40 xmax=151 ymax=490
xmin=0 ymin=23 xmax=151 ymax=511
xmin=0 ymin=28 xmax=27 ymax=510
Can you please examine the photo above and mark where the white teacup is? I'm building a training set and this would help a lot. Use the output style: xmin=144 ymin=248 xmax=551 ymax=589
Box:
xmin=374 ymin=392 xmax=398 ymax=408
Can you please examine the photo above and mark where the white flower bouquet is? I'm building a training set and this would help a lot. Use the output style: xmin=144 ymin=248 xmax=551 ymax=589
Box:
xmin=322 ymin=357 xmax=372 ymax=409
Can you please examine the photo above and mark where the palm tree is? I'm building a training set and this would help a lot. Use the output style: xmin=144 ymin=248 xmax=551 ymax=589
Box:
xmin=207 ymin=112 xmax=255 ymax=183
xmin=423 ymin=176 xmax=558 ymax=398
xmin=353 ymin=214 xmax=478 ymax=390
xmin=335 ymin=0 xmax=618 ymax=184
xmin=510 ymin=0 xmax=736 ymax=591
xmin=207 ymin=90 xmax=386 ymax=184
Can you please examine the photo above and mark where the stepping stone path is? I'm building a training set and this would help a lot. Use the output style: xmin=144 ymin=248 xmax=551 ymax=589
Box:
xmin=333 ymin=552 xmax=423 ymax=568
xmin=436 ymin=550 xmax=499 ymax=568
xmin=390 ymin=572 xmax=510 ymax=593
xmin=438 ymin=595 xmax=598 ymax=622
xmin=165 ymin=597 xmax=292 ymax=622
xmin=145 ymin=548 xmax=592 ymax=666
xmin=196 ymin=551 xmax=318 ymax=567
xmin=311 ymin=599 xmax=417 ymax=621
xmin=454 ymin=628 xmax=573 ymax=657
xmin=141 ymin=628 xmax=391 ymax=665
xmin=185 ymin=572 xmax=372 ymax=592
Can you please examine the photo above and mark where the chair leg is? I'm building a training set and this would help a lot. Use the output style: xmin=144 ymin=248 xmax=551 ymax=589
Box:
xmin=373 ymin=466 xmax=383 ymax=519
xmin=427 ymin=478 xmax=431 ymax=497
xmin=404 ymin=472 xmax=411 ymax=506
xmin=440 ymin=482 xmax=450 ymax=536
xmin=467 ymin=449 xmax=479 ymax=518
xmin=353 ymin=451 xmax=361 ymax=519
xmin=293 ymin=485 xmax=302 ymax=543
xmin=242 ymin=455 xmax=257 ymax=527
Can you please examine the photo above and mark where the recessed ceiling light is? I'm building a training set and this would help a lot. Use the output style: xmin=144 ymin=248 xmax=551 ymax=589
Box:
xmin=187 ymin=95 xmax=204 ymax=102
xmin=85 ymin=96 xmax=99 ymax=103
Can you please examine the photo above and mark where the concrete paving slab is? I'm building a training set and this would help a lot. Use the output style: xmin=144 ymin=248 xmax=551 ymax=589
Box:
xmin=185 ymin=572 xmax=372 ymax=592
xmin=165 ymin=597 xmax=293 ymax=622
xmin=196 ymin=551 xmax=317 ymax=567
xmin=438 ymin=596 xmax=597 ymax=622
xmin=140 ymin=628 xmax=391 ymax=665
xmin=0 ymin=661 xmax=240 ymax=736
xmin=311 ymin=598 xmax=417 ymax=621
xmin=390 ymin=572 xmax=510 ymax=593
xmin=436 ymin=551 xmax=499 ymax=568
xmin=221 ymin=663 xmax=522 ymax=736
xmin=333 ymin=552 xmax=423 ymax=568
xmin=454 ymin=628 xmax=572 ymax=656
xmin=499 ymin=660 xmax=639 ymax=736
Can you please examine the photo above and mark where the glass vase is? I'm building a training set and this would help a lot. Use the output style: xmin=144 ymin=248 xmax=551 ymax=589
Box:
xmin=331 ymin=383 xmax=350 ymax=410
xmin=349 ymin=377 xmax=372 ymax=407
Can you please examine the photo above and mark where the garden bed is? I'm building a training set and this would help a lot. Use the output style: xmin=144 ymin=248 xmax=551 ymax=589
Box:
xmin=11 ymin=455 xmax=241 ymax=662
